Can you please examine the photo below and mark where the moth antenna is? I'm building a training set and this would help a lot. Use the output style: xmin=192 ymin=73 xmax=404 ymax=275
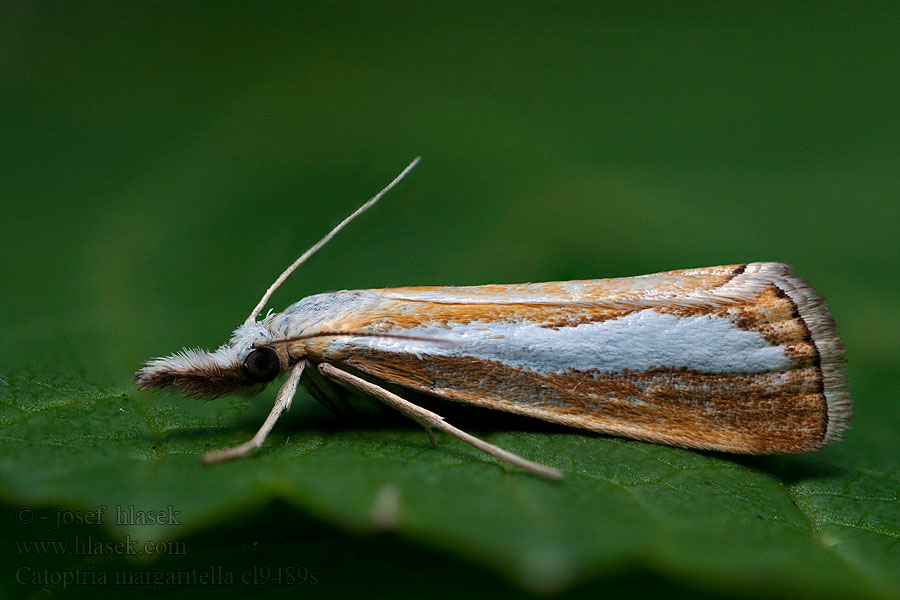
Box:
xmin=246 ymin=156 xmax=422 ymax=324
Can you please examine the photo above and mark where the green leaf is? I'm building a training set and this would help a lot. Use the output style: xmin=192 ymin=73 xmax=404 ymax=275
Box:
xmin=3 ymin=357 xmax=899 ymax=598
xmin=2 ymin=3 xmax=899 ymax=599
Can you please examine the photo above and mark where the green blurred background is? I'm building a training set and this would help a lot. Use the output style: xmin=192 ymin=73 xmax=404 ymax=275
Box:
xmin=2 ymin=2 xmax=899 ymax=599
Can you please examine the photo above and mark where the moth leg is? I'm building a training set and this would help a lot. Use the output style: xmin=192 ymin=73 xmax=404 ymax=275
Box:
xmin=314 ymin=363 xmax=435 ymax=446
xmin=303 ymin=363 xmax=356 ymax=418
xmin=317 ymin=363 xmax=562 ymax=480
xmin=202 ymin=360 xmax=307 ymax=464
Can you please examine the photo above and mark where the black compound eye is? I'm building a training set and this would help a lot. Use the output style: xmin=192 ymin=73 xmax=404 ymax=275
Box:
xmin=241 ymin=347 xmax=280 ymax=383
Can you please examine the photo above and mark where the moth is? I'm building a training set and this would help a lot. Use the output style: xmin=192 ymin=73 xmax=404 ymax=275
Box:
xmin=134 ymin=158 xmax=851 ymax=480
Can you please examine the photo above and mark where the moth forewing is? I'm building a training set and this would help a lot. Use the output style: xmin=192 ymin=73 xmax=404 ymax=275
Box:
xmin=283 ymin=262 xmax=850 ymax=455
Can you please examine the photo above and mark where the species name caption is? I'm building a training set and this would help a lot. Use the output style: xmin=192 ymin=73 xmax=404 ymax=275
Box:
xmin=134 ymin=157 xmax=851 ymax=480
xmin=15 ymin=566 xmax=319 ymax=590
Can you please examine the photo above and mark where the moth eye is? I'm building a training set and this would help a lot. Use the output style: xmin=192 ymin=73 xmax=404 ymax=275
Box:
xmin=242 ymin=347 xmax=280 ymax=383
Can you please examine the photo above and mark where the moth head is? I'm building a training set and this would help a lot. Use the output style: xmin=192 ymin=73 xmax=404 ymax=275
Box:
xmin=134 ymin=158 xmax=421 ymax=400
xmin=133 ymin=322 xmax=286 ymax=400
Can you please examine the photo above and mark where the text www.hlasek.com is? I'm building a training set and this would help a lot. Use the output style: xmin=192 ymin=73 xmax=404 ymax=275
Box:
xmin=17 ymin=536 xmax=186 ymax=556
